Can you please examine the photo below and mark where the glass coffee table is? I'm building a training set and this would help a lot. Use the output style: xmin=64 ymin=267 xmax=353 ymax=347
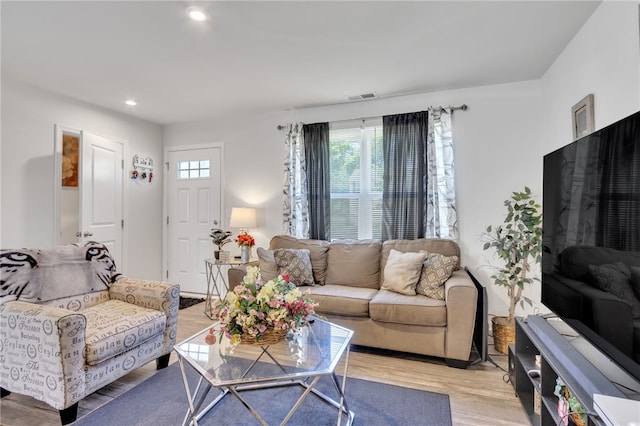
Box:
xmin=174 ymin=317 xmax=354 ymax=426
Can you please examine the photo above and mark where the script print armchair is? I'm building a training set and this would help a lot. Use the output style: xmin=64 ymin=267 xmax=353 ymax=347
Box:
xmin=0 ymin=242 xmax=179 ymax=424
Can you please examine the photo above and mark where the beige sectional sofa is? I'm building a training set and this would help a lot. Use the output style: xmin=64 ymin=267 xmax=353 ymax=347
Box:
xmin=230 ymin=235 xmax=478 ymax=368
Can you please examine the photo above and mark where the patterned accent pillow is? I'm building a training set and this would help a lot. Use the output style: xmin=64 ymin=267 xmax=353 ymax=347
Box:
xmin=589 ymin=262 xmax=640 ymax=319
xmin=631 ymin=266 xmax=640 ymax=301
xmin=416 ymin=253 xmax=459 ymax=299
xmin=273 ymin=248 xmax=315 ymax=286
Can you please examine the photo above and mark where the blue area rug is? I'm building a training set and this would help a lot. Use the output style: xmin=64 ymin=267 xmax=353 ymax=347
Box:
xmin=75 ymin=363 xmax=452 ymax=426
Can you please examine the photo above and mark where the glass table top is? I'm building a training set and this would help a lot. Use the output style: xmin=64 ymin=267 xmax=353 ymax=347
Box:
xmin=174 ymin=317 xmax=353 ymax=387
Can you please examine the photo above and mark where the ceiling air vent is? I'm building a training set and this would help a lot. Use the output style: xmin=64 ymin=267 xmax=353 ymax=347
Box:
xmin=346 ymin=92 xmax=378 ymax=102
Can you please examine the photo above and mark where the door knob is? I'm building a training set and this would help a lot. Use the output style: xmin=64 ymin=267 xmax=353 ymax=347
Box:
xmin=75 ymin=232 xmax=82 ymax=237
xmin=83 ymin=231 xmax=94 ymax=237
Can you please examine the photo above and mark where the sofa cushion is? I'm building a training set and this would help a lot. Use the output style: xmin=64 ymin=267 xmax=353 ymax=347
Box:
xmin=589 ymin=262 xmax=640 ymax=319
xmin=308 ymin=285 xmax=377 ymax=317
xmin=380 ymin=239 xmax=460 ymax=284
xmin=83 ymin=299 xmax=166 ymax=365
xmin=269 ymin=235 xmax=330 ymax=285
xmin=325 ymin=239 xmax=381 ymax=289
xmin=369 ymin=289 xmax=447 ymax=327
xmin=416 ymin=253 xmax=459 ymax=300
xmin=257 ymin=247 xmax=279 ymax=281
xmin=274 ymin=248 xmax=315 ymax=285
xmin=381 ymin=249 xmax=427 ymax=295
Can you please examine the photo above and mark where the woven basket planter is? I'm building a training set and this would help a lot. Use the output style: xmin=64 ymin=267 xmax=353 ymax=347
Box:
xmin=492 ymin=316 xmax=515 ymax=354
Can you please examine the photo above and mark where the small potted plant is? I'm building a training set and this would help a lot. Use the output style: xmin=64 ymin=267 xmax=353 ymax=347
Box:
xmin=482 ymin=187 xmax=542 ymax=353
xmin=210 ymin=228 xmax=233 ymax=260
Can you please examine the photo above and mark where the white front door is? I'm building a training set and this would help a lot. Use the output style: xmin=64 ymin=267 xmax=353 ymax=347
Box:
xmin=79 ymin=131 xmax=124 ymax=268
xmin=166 ymin=146 xmax=223 ymax=294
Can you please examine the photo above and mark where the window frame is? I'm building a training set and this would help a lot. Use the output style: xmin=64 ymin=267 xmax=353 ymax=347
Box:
xmin=329 ymin=118 xmax=383 ymax=240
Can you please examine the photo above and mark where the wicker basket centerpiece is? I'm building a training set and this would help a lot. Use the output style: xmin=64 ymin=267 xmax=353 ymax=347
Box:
xmin=215 ymin=266 xmax=317 ymax=346
xmin=240 ymin=328 xmax=287 ymax=345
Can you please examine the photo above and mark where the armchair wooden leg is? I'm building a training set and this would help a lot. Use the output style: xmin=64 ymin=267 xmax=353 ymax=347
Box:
xmin=156 ymin=353 xmax=170 ymax=370
xmin=59 ymin=403 xmax=78 ymax=425
xmin=1 ymin=387 xmax=10 ymax=398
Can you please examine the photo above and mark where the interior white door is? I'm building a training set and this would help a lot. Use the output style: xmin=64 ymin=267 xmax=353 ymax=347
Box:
xmin=167 ymin=147 xmax=222 ymax=294
xmin=80 ymin=131 xmax=124 ymax=268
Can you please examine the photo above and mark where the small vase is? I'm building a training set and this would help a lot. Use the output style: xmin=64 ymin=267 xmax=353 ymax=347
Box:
xmin=240 ymin=245 xmax=251 ymax=263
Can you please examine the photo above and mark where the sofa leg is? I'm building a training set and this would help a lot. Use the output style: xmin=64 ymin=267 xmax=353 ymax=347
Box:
xmin=59 ymin=403 xmax=78 ymax=425
xmin=445 ymin=358 xmax=469 ymax=369
xmin=156 ymin=353 xmax=170 ymax=370
xmin=1 ymin=387 xmax=10 ymax=398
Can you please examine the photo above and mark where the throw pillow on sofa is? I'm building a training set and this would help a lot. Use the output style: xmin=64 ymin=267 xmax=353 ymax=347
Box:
xmin=589 ymin=262 xmax=640 ymax=319
xmin=274 ymin=248 xmax=315 ymax=286
xmin=416 ymin=253 xmax=458 ymax=300
xmin=380 ymin=249 xmax=428 ymax=296
xmin=257 ymin=247 xmax=279 ymax=281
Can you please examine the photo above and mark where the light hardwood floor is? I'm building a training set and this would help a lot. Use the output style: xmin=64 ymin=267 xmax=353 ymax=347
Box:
xmin=0 ymin=303 xmax=529 ymax=426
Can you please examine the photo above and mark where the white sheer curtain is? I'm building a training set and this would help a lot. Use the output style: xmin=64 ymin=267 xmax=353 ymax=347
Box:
xmin=282 ymin=123 xmax=310 ymax=238
xmin=427 ymin=108 xmax=458 ymax=239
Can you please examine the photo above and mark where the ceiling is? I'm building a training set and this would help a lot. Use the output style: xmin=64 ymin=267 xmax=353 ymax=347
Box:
xmin=2 ymin=1 xmax=601 ymax=125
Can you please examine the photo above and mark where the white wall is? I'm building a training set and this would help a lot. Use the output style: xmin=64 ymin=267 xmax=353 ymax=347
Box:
xmin=164 ymin=79 xmax=544 ymax=316
xmin=541 ymin=1 xmax=640 ymax=154
xmin=1 ymin=78 xmax=165 ymax=279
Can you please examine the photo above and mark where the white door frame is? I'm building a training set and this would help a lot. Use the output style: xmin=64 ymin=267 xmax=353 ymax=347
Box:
xmin=163 ymin=142 xmax=225 ymax=283
xmin=53 ymin=124 xmax=129 ymax=272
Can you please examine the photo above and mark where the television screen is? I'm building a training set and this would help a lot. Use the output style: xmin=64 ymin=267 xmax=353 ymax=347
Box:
xmin=542 ymin=109 xmax=640 ymax=386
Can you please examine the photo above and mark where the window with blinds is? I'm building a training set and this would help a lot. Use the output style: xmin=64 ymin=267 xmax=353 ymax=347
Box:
xmin=329 ymin=122 xmax=383 ymax=240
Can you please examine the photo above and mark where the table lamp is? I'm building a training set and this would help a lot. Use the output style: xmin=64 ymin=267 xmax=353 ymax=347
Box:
xmin=229 ymin=207 xmax=257 ymax=234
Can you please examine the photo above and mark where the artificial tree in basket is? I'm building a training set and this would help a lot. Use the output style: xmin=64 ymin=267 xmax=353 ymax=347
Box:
xmin=483 ymin=187 xmax=542 ymax=354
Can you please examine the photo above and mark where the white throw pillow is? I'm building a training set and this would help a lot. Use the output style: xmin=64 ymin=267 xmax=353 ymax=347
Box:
xmin=381 ymin=249 xmax=428 ymax=296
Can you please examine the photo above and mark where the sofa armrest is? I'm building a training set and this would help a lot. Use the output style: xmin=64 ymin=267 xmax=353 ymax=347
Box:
xmin=443 ymin=270 xmax=478 ymax=361
xmin=549 ymin=273 xmax=634 ymax=355
xmin=0 ymin=301 xmax=87 ymax=410
xmin=109 ymin=278 xmax=180 ymax=353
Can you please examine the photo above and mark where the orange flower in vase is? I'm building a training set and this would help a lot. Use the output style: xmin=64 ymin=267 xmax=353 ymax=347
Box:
xmin=236 ymin=232 xmax=255 ymax=263
xmin=236 ymin=232 xmax=255 ymax=247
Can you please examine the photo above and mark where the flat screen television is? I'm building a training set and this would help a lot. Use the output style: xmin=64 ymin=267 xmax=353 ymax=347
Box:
xmin=542 ymin=109 xmax=640 ymax=389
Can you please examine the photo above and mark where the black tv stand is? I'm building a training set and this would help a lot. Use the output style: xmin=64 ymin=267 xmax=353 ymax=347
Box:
xmin=512 ymin=316 xmax=626 ymax=425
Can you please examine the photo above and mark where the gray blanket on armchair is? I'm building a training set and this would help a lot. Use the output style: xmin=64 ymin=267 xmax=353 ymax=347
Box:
xmin=0 ymin=241 xmax=122 ymax=305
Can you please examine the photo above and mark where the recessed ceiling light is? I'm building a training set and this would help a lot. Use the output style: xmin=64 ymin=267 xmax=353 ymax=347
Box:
xmin=125 ymin=99 xmax=137 ymax=106
xmin=187 ymin=6 xmax=208 ymax=22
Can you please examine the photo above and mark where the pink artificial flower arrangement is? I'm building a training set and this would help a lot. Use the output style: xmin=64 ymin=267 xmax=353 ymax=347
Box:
xmin=213 ymin=266 xmax=316 ymax=344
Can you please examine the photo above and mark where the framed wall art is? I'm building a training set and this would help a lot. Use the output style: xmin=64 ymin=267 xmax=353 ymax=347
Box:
xmin=62 ymin=133 xmax=79 ymax=186
xmin=571 ymin=94 xmax=594 ymax=140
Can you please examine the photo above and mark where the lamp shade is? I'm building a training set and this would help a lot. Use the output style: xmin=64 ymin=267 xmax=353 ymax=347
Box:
xmin=229 ymin=207 xmax=257 ymax=229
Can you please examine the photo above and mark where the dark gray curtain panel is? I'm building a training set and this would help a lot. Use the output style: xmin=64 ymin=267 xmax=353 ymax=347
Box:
xmin=303 ymin=122 xmax=331 ymax=241
xmin=382 ymin=111 xmax=428 ymax=240
xmin=597 ymin=114 xmax=640 ymax=250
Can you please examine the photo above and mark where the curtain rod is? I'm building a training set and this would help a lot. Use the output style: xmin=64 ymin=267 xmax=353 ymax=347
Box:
xmin=276 ymin=104 xmax=468 ymax=130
